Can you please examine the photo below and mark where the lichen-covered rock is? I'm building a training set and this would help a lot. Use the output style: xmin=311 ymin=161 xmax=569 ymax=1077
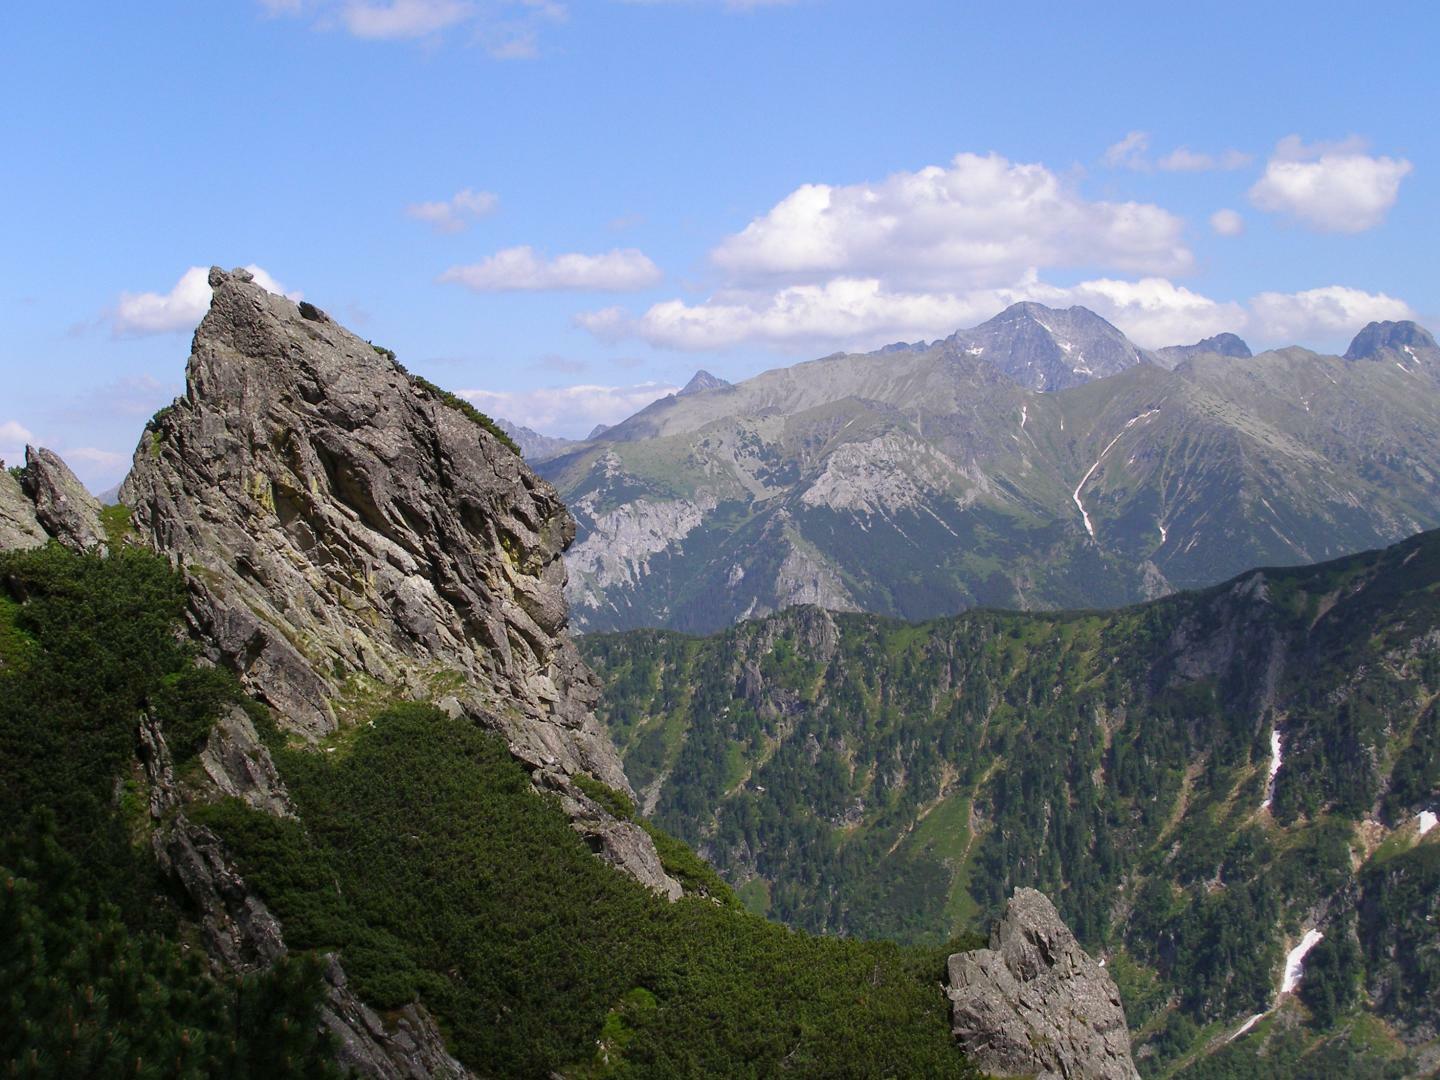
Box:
xmin=947 ymin=888 xmax=1140 ymax=1080
xmin=21 ymin=444 xmax=106 ymax=550
xmin=0 ymin=467 xmax=47 ymax=551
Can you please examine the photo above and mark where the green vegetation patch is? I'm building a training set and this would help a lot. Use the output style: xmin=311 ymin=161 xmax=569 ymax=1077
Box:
xmin=198 ymin=703 xmax=979 ymax=1078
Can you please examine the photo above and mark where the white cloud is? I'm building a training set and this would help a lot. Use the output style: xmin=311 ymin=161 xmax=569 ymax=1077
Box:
xmin=580 ymin=275 xmax=1250 ymax=354
xmin=577 ymin=278 xmax=1001 ymax=353
xmin=62 ymin=447 xmax=128 ymax=470
xmin=580 ymin=276 xmax=1414 ymax=355
xmin=0 ymin=420 xmax=34 ymax=445
xmin=112 ymin=265 xmax=298 ymax=336
xmin=1247 ymin=285 xmax=1414 ymax=344
xmin=1210 ymin=208 xmax=1245 ymax=236
xmin=440 ymin=246 xmax=662 ymax=292
xmin=1249 ymin=135 xmax=1412 ymax=232
xmin=458 ymin=381 xmax=678 ymax=437
xmin=711 ymin=152 xmax=1192 ymax=287
xmin=340 ymin=0 xmax=477 ymax=39
xmin=1104 ymin=131 xmax=1151 ymax=169
xmin=1157 ymin=147 xmax=1252 ymax=172
xmin=405 ymin=188 xmax=499 ymax=233
xmin=1 ymin=421 xmax=35 ymax=471
xmin=259 ymin=0 xmax=566 ymax=52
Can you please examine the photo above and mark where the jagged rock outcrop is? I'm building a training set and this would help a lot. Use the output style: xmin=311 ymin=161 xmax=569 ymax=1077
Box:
xmin=0 ymin=468 xmax=47 ymax=550
xmin=21 ymin=445 xmax=106 ymax=551
xmin=947 ymin=888 xmax=1140 ymax=1080
xmin=0 ymin=445 xmax=105 ymax=551
xmin=119 ymin=268 xmax=663 ymax=806
xmin=111 ymin=267 xmax=680 ymax=1016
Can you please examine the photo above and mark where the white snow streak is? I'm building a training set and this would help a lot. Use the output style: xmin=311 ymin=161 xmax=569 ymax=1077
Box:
xmin=1228 ymin=1013 xmax=1266 ymax=1042
xmin=1020 ymin=404 xmax=1028 ymax=430
xmin=1420 ymin=810 xmax=1438 ymax=837
xmin=1281 ymin=930 xmax=1324 ymax=995
xmin=1260 ymin=729 xmax=1282 ymax=811
xmin=1072 ymin=410 xmax=1159 ymax=539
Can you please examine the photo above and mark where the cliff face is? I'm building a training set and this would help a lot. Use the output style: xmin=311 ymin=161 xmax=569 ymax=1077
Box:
xmin=120 ymin=267 xmax=678 ymax=887
xmin=121 ymin=269 xmax=616 ymax=779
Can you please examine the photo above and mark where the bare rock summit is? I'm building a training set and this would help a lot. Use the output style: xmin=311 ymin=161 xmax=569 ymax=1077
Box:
xmin=119 ymin=266 xmax=677 ymax=895
xmin=947 ymin=887 xmax=1140 ymax=1080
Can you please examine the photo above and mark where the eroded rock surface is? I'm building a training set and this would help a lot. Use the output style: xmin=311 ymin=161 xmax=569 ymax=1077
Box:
xmin=22 ymin=445 xmax=106 ymax=551
xmin=120 ymin=269 xmax=645 ymax=793
xmin=947 ymin=888 xmax=1140 ymax=1080
xmin=0 ymin=468 xmax=47 ymax=550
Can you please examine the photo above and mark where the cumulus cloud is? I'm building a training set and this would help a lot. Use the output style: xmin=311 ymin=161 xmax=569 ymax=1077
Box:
xmin=457 ymin=381 xmax=677 ymax=437
xmin=440 ymin=246 xmax=662 ymax=291
xmin=1247 ymin=285 xmax=1414 ymax=344
xmin=112 ymin=265 xmax=298 ymax=336
xmin=1210 ymin=208 xmax=1245 ymax=236
xmin=579 ymin=276 xmax=1413 ymax=355
xmin=577 ymin=279 xmax=1007 ymax=353
xmin=405 ymin=188 xmax=498 ymax=233
xmin=711 ymin=152 xmax=1192 ymax=287
xmin=1249 ymin=135 xmax=1412 ymax=232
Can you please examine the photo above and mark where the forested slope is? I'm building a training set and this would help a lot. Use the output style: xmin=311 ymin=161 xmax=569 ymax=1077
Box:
xmin=584 ymin=529 xmax=1440 ymax=1075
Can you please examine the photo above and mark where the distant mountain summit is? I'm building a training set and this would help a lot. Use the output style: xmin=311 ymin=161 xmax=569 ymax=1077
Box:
xmin=1154 ymin=332 xmax=1253 ymax=368
xmin=495 ymin=418 xmax=580 ymax=462
xmin=1345 ymin=320 xmax=1440 ymax=367
xmin=677 ymin=369 xmax=731 ymax=396
xmin=943 ymin=301 xmax=1147 ymax=391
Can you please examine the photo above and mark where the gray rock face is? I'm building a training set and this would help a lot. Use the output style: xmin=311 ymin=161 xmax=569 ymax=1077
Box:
xmin=0 ymin=468 xmax=47 ymax=550
xmin=199 ymin=704 xmax=296 ymax=818
xmin=945 ymin=302 xmax=1148 ymax=391
xmin=21 ymin=445 xmax=106 ymax=551
xmin=123 ymin=270 xmax=618 ymax=775
xmin=1345 ymin=320 xmax=1440 ymax=370
xmin=947 ymin=888 xmax=1140 ymax=1080
xmin=118 ymin=267 xmax=677 ymax=895
xmin=676 ymin=369 xmax=731 ymax=396
xmin=1153 ymin=332 xmax=1253 ymax=367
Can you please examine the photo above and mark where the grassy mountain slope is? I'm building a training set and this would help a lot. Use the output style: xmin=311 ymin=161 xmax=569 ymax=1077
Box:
xmin=583 ymin=529 xmax=1440 ymax=1074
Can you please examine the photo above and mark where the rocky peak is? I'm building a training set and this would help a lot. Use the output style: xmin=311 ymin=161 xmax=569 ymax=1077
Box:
xmin=947 ymin=888 xmax=1139 ymax=1080
xmin=946 ymin=302 xmax=1146 ymax=391
xmin=1154 ymin=332 xmax=1252 ymax=368
xmin=677 ymin=369 xmax=730 ymax=396
xmin=119 ymin=266 xmax=677 ymax=894
xmin=0 ymin=446 xmax=104 ymax=552
xmin=1344 ymin=319 xmax=1439 ymax=363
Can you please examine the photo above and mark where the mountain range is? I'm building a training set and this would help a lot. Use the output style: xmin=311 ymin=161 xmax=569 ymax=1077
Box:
xmin=532 ymin=301 xmax=1440 ymax=634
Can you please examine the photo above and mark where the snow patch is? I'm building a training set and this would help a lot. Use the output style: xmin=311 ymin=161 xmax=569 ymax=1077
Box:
xmin=1072 ymin=410 xmax=1159 ymax=539
xmin=1281 ymin=930 xmax=1324 ymax=995
xmin=1228 ymin=1013 xmax=1266 ymax=1042
xmin=1260 ymin=729 xmax=1282 ymax=811
xmin=1419 ymin=810 xmax=1437 ymax=837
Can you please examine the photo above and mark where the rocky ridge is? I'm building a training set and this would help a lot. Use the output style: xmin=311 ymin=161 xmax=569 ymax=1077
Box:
xmin=947 ymin=889 xmax=1139 ymax=1080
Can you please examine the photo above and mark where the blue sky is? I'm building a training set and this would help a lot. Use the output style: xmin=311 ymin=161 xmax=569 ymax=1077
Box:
xmin=3 ymin=0 xmax=1436 ymax=488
